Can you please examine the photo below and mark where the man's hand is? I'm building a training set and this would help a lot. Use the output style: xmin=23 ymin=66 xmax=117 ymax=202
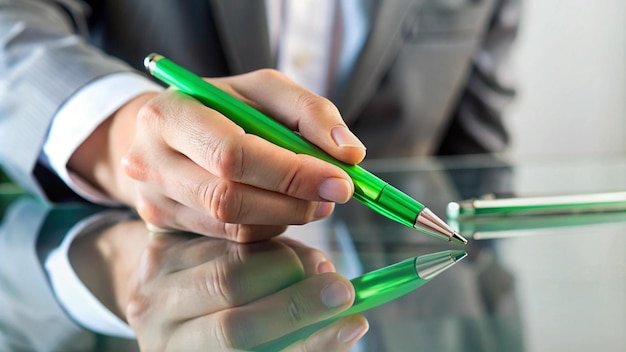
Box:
xmin=69 ymin=69 xmax=366 ymax=242
xmin=70 ymin=221 xmax=369 ymax=351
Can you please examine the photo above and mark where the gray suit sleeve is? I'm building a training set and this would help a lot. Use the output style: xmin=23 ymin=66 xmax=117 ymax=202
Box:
xmin=0 ymin=0 xmax=133 ymax=199
xmin=0 ymin=198 xmax=96 ymax=350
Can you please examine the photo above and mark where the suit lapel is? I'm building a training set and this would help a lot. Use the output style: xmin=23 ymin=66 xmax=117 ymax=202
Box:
xmin=337 ymin=0 xmax=423 ymax=122
xmin=209 ymin=0 xmax=273 ymax=74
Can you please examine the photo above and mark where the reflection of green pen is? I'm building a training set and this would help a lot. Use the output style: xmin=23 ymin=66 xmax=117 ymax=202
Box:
xmin=255 ymin=250 xmax=466 ymax=351
xmin=144 ymin=53 xmax=466 ymax=245
xmin=450 ymin=211 xmax=626 ymax=240
xmin=338 ymin=249 xmax=466 ymax=318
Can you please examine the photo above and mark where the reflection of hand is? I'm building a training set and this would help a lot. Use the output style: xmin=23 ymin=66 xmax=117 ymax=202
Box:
xmin=71 ymin=222 xmax=369 ymax=351
xmin=69 ymin=70 xmax=366 ymax=242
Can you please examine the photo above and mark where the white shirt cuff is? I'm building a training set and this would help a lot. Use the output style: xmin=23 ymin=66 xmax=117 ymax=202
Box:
xmin=43 ymin=72 xmax=164 ymax=204
xmin=44 ymin=210 xmax=137 ymax=339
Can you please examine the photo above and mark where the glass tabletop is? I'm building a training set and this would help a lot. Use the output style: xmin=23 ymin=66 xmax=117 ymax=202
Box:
xmin=1 ymin=154 xmax=624 ymax=351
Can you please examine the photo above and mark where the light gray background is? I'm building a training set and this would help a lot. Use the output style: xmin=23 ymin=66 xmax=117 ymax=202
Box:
xmin=496 ymin=3 xmax=626 ymax=350
xmin=506 ymin=0 xmax=626 ymax=158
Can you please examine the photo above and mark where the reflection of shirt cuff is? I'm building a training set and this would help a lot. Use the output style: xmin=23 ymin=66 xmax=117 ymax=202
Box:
xmin=44 ymin=210 xmax=137 ymax=339
xmin=43 ymin=72 xmax=163 ymax=204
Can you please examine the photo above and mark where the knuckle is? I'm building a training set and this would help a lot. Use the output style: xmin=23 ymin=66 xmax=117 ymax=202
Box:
xmin=136 ymin=99 xmax=165 ymax=126
xmin=294 ymin=93 xmax=337 ymax=119
xmin=125 ymin=276 xmax=157 ymax=332
xmin=287 ymin=295 xmax=310 ymax=326
xmin=254 ymin=68 xmax=285 ymax=82
xmin=204 ymin=180 xmax=245 ymax=223
xmin=121 ymin=151 xmax=149 ymax=181
xmin=206 ymin=260 xmax=240 ymax=306
xmin=212 ymin=311 xmax=253 ymax=350
xmin=212 ymin=137 xmax=245 ymax=181
xmin=276 ymin=161 xmax=302 ymax=196
xmin=125 ymin=290 xmax=150 ymax=327
xmin=224 ymin=223 xmax=250 ymax=243
xmin=136 ymin=199 xmax=166 ymax=226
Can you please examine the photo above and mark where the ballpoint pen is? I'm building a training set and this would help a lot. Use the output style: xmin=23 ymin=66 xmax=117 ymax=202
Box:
xmin=336 ymin=249 xmax=467 ymax=317
xmin=255 ymin=250 xmax=467 ymax=351
xmin=144 ymin=53 xmax=466 ymax=245
xmin=447 ymin=191 xmax=626 ymax=218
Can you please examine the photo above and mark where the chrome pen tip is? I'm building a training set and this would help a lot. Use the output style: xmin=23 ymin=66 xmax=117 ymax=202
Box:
xmin=143 ymin=53 xmax=163 ymax=74
xmin=450 ymin=250 xmax=468 ymax=262
xmin=414 ymin=249 xmax=467 ymax=280
xmin=416 ymin=208 xmax=469 ymax=246
xmin=451 ymin=231 xmax=468 ymax=246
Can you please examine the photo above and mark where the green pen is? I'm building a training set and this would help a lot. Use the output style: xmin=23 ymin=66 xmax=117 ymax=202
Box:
xmin=144 ymin=53 xmax=466 ymax=245
xmin=337 ymin=249 xmax=467 ymax=317
xmin=447 ymin=191 xmax=626 ymax=218
xmin=255 ymin=250 xmax=467 ymax=351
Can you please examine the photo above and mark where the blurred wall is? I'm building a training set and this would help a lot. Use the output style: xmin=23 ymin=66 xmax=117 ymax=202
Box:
xmin=506 ymin=0 xmax=626 ymax=158
xmin=501 ymin=4 xmax=626 ymax=351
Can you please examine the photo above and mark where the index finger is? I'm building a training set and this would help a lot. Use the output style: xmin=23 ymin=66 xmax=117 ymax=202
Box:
xmin=210 ymin=69 xmax=367 ymax=165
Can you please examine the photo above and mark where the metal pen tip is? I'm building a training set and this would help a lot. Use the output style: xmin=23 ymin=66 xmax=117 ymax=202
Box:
xmin=416 ymin=208 xmax=469 ymax=246
xmin=414 ymin=249 xmax=467 ymax=280
xmin=451 ymin=231 xmax=468 ymax=246
xmin=450 ymin=250 xmax=468 ymax=262
xmin=143 ymin=53 xmax=163 ymax=74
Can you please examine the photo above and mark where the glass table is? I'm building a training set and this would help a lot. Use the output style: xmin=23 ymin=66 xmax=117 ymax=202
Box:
xmin=1 ymin=154 xmax=625 ymax=351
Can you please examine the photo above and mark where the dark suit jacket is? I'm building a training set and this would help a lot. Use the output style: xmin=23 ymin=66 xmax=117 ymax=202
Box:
xmin=0 ymin=0 xmax=520 ymax=200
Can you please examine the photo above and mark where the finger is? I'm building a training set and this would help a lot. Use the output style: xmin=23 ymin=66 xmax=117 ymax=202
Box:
xmin=127 ymin=231 xmax=217 ymax=285
xmin=150 ymin=90 xmax=353 ymax=203
xmin=203 ymin=272 xmax=355 ymax=350
xmin=278 ymin=237 xmax=336 ymax=276
xmin=146 ymin=241 xmax=306 ymax=321
xmin=139 ymin=233 xmax=231 ymax=276
xmin=172 ymin=211 xmax=289 ymax=243
xmin=148 ymin=236 xmax=304 ymax=276
xmin=130 ymin=148 xmax=336 ymax=226
xmin=284 ymin=315 xmax=369 ymax=352
xmin=175 ymin=209 xmax=290 ymax=243
xmin=211 ymin=70 xmax=367 ymax=165
xmin=139 ymin=194 xmax=291 ymax=243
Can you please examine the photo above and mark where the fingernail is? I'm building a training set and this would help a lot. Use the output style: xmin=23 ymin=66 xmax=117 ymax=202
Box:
xmin=331 ymin=126 xmax=366 ymax=150
xmin=321 ymin=281 xmax=352 ymax=308
xmin=318 ymin=178 xmax=352 ymax=203
xmin=316 ymin=260 xmax=335 ymax=274
xmin=313 ymin=202 xmax=334 ymax=220
xmin=337 ymin=320 xmax=369 ymax=344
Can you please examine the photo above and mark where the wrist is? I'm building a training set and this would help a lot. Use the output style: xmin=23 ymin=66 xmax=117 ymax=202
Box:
xmin=68 ymin=92 xmax=158 ymax=205
xmin=69 ymin=220 xmax=149 ymax=320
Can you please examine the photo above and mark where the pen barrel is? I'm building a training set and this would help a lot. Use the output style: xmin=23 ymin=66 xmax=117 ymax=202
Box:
xmin=150 ymin=56 xmax=425 ymax=228
xmin=254 ymin=250 xmax=463 ymax=351
xmin=254 ymin=258 xmax=424 ymax=352
xmin=337 ymin=257 xmax=424 ymax=318
xmin=452 ymin=191 xmax=626 ymax=217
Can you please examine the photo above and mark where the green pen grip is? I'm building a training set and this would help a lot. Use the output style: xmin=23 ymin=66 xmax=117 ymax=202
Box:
xmin=147 ymin=55 xmax=425 ymax=228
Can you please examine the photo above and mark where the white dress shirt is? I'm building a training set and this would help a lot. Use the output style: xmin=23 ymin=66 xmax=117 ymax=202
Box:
xmin=42 ymin=0 xmax=368 ymax=338
xmin=43 ymin=73 xmax=163 ymax=205
xmin=45 ymin=210 xmax=137 ymax=338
